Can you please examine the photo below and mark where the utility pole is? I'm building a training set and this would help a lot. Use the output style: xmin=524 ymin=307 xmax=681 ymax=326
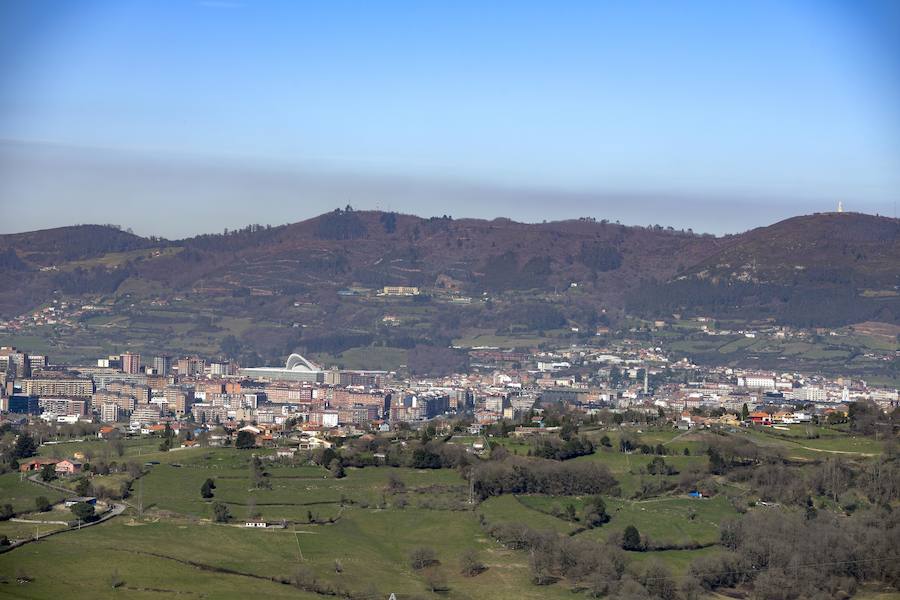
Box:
xmin=137 ymin=477 xmax=144 ymax=519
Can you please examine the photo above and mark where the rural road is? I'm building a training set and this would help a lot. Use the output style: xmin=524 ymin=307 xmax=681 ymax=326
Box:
xmin=25 ymin=473 xmax=129 ymax=521
xmin=0 ymin=501 xmax=125 ymax=554
xmin=0 ymin=474 xmax=128 ymax=554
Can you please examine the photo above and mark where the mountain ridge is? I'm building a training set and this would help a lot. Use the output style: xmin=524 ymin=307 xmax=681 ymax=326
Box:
xmin=0 ymin=210 xmax=897 ymax=330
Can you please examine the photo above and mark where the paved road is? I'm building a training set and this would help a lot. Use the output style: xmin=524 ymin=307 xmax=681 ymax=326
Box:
xmin=0 ymin=475 xmax=127 ymax=554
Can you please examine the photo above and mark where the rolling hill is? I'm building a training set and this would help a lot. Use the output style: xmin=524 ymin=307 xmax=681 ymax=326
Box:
xmin=0 ymin=210 xmax=897 ymax=359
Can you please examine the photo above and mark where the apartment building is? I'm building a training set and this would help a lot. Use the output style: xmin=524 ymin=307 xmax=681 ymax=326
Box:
xmin=122 ymin=352 xmax=141 ymax=375
xmin=100 ymin=403 xmax=121 ymax=423
xmin=106 ymin=381 xmax=151 ymax=404
xmin=23 ymin=371 xmax=93 ymax=397
xmin=39 ymin=397 xmax=88 ymax=417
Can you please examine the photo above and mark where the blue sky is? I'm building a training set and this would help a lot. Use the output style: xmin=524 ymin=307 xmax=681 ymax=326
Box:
xmin=1 ymin=0 xmax=899 ymax=237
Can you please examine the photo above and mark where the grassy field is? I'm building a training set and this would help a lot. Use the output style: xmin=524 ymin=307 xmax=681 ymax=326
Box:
xmin=59 ymin=247 xmax=181 ymax=271
xmin=453 ymin=328 xmax=555 ymax=348
xmin=627 ymin=545 xmax=721 ymax=572
xmin=38 ymin=436 xmax=163 ymax=461
xmin=0 ymin=519 xmax=68 ymax=543
xmin=506 ymin=493 xmax=736 ymax=547
xmin=568 ymin=445 xmax=708 ymax=498
xmin=580 ymin=495 xmax=735 ymax=546
xmin=478 ymin=495 xmax=579 ymax=535
xmin=477 ymin=492 xmax=733 ymax=577
xmin=0 ymin=520 xmax=323 ymax=599
xmin=737 ymin=427 xmax=885 ymax=458
xmin=2 ymin=425 xmax=893 ymax=599
xmin=0 ymin=505 xmax=571 ymax=599
xmin=135 ymin=449 xmax=469 ymax=523
xmin=0 ymin=473 xmax=65 ymax=514
xmin=581 ymin=426 xmax=709 ymax=456
xmin=311 ymin=345 xmax=408 ymax=370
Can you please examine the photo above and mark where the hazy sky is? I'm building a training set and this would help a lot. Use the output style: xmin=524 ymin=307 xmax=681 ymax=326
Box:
xmin=1 ymin=0 xmax=899 ymax=237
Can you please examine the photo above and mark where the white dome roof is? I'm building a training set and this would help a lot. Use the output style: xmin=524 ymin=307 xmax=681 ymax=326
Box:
xmin=285 ymin=353 xmax=319 ymax=372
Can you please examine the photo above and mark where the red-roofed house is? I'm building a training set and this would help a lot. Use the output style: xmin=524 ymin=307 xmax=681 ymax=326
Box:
xmin=749 ymin=412 xmax=772 ymax=426
xmin=55 ymin=459 xmax=83 ymax=475
xmin=19 ymin=457 xmax=61 ymax=472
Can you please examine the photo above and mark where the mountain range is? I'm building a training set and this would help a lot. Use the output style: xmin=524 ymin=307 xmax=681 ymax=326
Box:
xmin=0 ymin=210 xmax=897 ymax=355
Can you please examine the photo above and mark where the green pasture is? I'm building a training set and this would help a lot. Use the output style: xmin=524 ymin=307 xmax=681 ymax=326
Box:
xmin=0 ymin=510 xmax=571 ymax=599
xmin=0 ymin=473 xmax=65 ymax=514
xmin=138 ymin=453 xmax=468 ymax=522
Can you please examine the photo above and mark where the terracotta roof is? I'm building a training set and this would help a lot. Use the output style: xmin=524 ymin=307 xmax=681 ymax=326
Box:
xmin=21 ymin=457 xmax=60 ymax=465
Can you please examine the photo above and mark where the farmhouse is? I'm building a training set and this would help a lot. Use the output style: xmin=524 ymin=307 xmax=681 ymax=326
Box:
xmin=293 ymin=432 xmax=332 ymax=451
xmin=245 ymin=520 xmax=268 ymax=528
xmin=19 ymin=457 xmax=60 ymax=472
xmin=55 ymin=458 xmax=84 ymax=475
xmin=244 ymin=520 xmax=286 ymax=529
xmin=275 ymin=448 xmax=296 ymax=459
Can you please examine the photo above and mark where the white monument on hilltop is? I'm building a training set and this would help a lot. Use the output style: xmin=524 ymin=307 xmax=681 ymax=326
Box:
xmin=837 ymin=201 xmax=844 ymax=213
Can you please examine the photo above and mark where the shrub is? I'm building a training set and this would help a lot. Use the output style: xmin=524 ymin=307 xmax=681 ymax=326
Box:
xmin=459 ymin=549 xmax=486 ymax=576
xmin=70 ymin=502 xmax=95 ymax=522
xmin=40 ymin=463 xmax=56 ymax=482
xmin=423 ymin=567 xmax=449 ymax=592
xmin=622 ymin=525 xmax=642 ymax=551
xmin=409 ymin=547 xmax=439 ymax=570
xmin=584 ymin=496 xmax=610 ymax=527
xmin=212 ymin=502 xmax=231 ymax=523
xmin=108 ymin=569 xmax=124 ymax=589
xmin=687 ymin=552 xmax=747 ymax=590
xmin=640 ymin=560 xmax=676 ymax=600
xmin=74 ymin=478 xmax=92 ymax=497
xmin=386 ymin=473 xmax=406 ymax=493
xmin=235 ymin=430 xmax=256 ymax=449
xmin=293 ymin=565 xmax=318 ymax=590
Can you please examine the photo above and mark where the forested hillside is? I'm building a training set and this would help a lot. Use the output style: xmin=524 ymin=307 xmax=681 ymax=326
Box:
xmin=0 ymin=210 xmax=896 ymax=349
